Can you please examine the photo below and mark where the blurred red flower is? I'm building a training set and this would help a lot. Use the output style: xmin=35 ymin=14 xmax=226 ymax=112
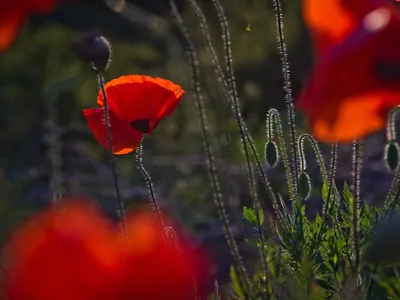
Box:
xmin=3 ymin=198 xmax=121 ymax=300
xmin=83 ymin=75 xmax=185 ymax=155
xmin=0 ymin=0 xmax=70 ymax=52
xmin=299 ymin=0 xmax=400 ymax=143
xmin=3 ymin=198 xmax=212 ymax=300
xmin=118 ymin=211 xmax=212 ymax=300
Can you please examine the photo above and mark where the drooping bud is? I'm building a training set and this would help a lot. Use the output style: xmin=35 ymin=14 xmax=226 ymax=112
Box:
xmin=385 ymin=140 xmax=399 ymax=172
xmin=265 ymin=141 xmax=279 ymax=168
xmin=298 ymin=170 xmax=311 ymax=201
xmin=71 ymin=30 xmax=112 ymax=72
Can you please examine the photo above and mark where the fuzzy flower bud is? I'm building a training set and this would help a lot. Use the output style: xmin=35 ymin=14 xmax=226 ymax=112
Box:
xmin=71 ymin=30 xmax=112 ymax=72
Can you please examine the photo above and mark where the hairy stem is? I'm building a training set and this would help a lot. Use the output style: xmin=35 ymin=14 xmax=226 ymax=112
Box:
xmin=169 ymin=0 xmax=252 ymax=297
xmin=98 ymin=73 xmax=126 ymax=234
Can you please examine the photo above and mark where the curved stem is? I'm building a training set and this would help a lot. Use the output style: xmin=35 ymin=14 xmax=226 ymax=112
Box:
xmin=267 ymin=109 xmax=295 ymax=204
xmin=272 ymin=0 xmax=299 ymax=198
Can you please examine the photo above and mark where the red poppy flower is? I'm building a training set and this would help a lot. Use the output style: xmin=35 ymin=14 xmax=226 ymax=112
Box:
xmin=0 ymin=0 xmax=70 ymax=52
xmin=118 ymin=210 xmax=212 ymax=300
xmin=2 ymin=198 xmax=213 ymax=300
xmin=3 ymin=198 xmax=122 ymax=300
xmin=298 ymin=0 xmax=400 ymax=143
xmin=83 ymin=107 xmax=143 ymax=155
xmin=83 ymin=75 xmax=185 ymax=155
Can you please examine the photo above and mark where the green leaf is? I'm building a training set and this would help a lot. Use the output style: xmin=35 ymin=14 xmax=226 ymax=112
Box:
xmin=322 ymin=181 xmax=329 ymax=201
xmin=343 ymin=182 xmax=354 ymax=211
xmin=230 ymin=265 xmax=245 ymax=298
xmin=258 ymin=208 xmax=265 ymax=225
xmin=243 ymin=206 xmax=256 ymax=225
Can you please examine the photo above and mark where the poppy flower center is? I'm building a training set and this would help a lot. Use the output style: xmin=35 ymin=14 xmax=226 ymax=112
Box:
xmin=131 ymin=119 xmax=151 ymax=133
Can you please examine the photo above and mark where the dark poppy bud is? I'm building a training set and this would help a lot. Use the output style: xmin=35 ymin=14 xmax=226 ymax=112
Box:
xmin=265 ymin=141 xmax=279 ymax=168
xmin=298 ymin=171 xmax=311 ymax=201
xmin=385 ymin=140 xmax=399 ymax=172
xmin=71 ymin=30 xmax=112 ymax=72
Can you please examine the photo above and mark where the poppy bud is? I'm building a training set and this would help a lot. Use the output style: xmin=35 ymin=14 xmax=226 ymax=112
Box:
xmin=265 ymin=141 xmax=279 ymax=167
xmin=71 ymin=30 xmax=112 ymax=72
xmin=298 ymin=170 xmax=311 ymax=201
xmin=385 ymin=140 xmax=399 ymax=172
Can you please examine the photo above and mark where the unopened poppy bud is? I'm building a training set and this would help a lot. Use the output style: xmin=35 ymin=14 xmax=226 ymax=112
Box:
xmin=72 ymin=30 xmax=112 ymax=72
xmin=385 ymin=140 xmax=399 ymax=172
xmin=298 ymin=171 xmax=311 ymax=201
xmin=265 ymin=141 xmax=279 ymax=167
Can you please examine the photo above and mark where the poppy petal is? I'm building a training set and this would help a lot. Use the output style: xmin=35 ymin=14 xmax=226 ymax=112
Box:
xmin=302 ymin=0 xmax=356 ymax=53
xmin=303 ymin=92 xmax=398 ymax=143
xmin=299 ymin=5 xmax=400 ymax=143
xmin=83 ymin=108 xmax=142 ymax=155
xmin=3 ymin=198 xmax=122 ymax=300
xmin=97 ymin=75 xmax=184 ymax=133
xmin=302 ymin=0 xmax=386 ymax=54
xmin=119 ymin=211 xmax=213 ymax=300
xmin=0 ymin=11 xmax=25 ymax=52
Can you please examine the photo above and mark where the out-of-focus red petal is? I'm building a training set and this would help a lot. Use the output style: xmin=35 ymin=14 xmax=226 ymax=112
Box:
xmin=97 ymin=75 xmax=185 ymax=134
xmin=118 ymin=211 xmax=213 ymax=300
xmin=3 ymin=198 xmax=122 ymax=300
xmin=303 ymin=0 xmax=356 ymax=53
xmin=0 ymin=0 xmax=70 ymax=52
xmin=299 ymin=5 xmax=400 ymax=143
xmin=0 ymin=11 xmax=26 ymax=52
xmin=302 ymin=0 xmax=388 ymax=54
xmin=83 ymin=108 xmax=142 ymax=155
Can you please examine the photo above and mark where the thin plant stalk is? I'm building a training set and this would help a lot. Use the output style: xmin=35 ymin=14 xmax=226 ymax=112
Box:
xmin=135 ymin=142 xmax=164 ymax=228
xmin=272 ymin=0 xmax=299 ymax=199
xmin=188 ymin=0 xmax=283 ymax=223
xmin=351 ymin=140 xmax=362 ymax=273
xmin=98 ymin=73 xmax=126 ymax=234
xmin=169 ymin=0 xmax=253 ymax=297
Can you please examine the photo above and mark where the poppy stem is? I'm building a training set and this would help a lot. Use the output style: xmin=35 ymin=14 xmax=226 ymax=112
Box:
xmin=97 ymin=73 xmax=126 ymax=233
xmin=170 ymin=0 xmax=253 ymax=298
xmin=351 ymin=140 xmax=362 ymax=274
xmin=135 ymin=142 xmax=164 ymax=228
xmin=272 ymin=0 xmax=299 ymax=199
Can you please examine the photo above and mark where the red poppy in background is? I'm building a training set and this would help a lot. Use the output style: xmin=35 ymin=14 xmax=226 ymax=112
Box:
xmin=83 ymin=75 xmax=185 ymax=155
xmin=3 ymin=198 xmax=121 ymax=300
xmin=119 ymin=210 xmax=212 ymax=300
xmin=2 ymin=198 xmax=212 ymax=300
xmin=298 ymin=0 xmax=400 ymax=143
xmin=0 ymin=0 xmax=70 ymax=52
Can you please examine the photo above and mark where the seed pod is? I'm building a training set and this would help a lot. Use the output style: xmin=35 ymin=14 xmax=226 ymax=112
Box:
xmin=298 ymin=171 xmax=311 ymax=201
xmin=265 ymin=141 xmax=279 ymax=167
xmin=385 ymin=140 xmax=399 ymax=172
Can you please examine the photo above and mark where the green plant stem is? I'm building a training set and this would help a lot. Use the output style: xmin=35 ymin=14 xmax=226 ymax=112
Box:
xmin=135 ymin=142 xmax=164 ymax=228
xmin=98 ymin=73 xmax=126 ymax=233
xmin=272 ymin=0 xmax=299 ymax=198
xmin=169 ymin=0 xmax=253 ymax=297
